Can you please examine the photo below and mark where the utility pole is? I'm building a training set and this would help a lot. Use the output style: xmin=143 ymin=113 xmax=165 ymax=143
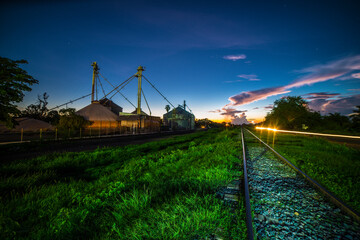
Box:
xmin=136 ymin=66 xmax=145 ymax=115
xmin=91 ymin=62 xmax=99 ymax=103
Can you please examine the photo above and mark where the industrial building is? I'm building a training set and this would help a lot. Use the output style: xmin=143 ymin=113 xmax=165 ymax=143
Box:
xmin=75 ymin=63 xmax=160 ymax=132
xmin=163 ymin=101 xmax=195 ymax=130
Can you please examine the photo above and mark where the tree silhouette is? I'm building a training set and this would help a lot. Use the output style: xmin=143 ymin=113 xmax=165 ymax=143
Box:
xmin=0 ymin=57 xmax=38 ymax=128
xmin=350 ymin=106 xmax=360 ymax=131
xmin=22 ymin=92 xmax=49 ymax=120
xmin=165 ymin=105 xmax=170 ymax=113
xmin=264 ymin=96 xmax=310 ymax=129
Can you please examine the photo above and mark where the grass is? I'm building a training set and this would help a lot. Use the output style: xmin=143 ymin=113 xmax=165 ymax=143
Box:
xmin=247 ymin=128 xmax=360 ymax=213
xmin=0 ymin=128 xmax=247 ymax=239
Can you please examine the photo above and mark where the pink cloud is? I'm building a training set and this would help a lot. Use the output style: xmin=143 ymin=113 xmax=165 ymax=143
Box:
xmin=286 ymin=72 xmax=345 ymax=89
xmin=287 ymin=55 xmax=360 ymax=88
xmin=224 ymin=55 xmax=360 ymax=109
xmin=226 ymin=86 xmax=290 ymax=106
xmin=304 ymin=92 xmax=340 ymax=100
xmin=223 ymin=54 xmax=246 ymax=61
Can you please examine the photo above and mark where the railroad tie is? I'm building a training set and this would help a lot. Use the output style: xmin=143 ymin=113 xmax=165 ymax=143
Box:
xmin=215 ymin=179 xmax=243 ymax=210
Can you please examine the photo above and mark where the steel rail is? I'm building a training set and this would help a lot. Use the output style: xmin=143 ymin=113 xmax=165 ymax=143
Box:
xmin=245 ymin=128 xmax=360 ymax=223
xmin=241 ymin=127 xmax=255 ymax=240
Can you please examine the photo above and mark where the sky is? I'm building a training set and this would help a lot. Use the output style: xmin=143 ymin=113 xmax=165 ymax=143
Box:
xmin=1 ymin=0 xmax=360 ymax=123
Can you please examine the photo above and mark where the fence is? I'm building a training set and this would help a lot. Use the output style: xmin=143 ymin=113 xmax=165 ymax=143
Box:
xmin=0 ymin=126 xmax=160 ymax=144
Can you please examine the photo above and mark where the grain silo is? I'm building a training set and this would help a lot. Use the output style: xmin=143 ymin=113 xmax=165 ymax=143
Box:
xmin=76 ymin=101 xmax=120 ymax=128
xmin=75 ymin=62 xmax=160 ymax=132
xmin=163 ymin=101 xmax=195 ymax=130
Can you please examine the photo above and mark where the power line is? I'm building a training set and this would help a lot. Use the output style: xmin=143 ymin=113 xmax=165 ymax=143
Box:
xmin=49 ymin=93 xmax=92 ymax=111
xmin=142 ymin=75 xmax=175 ymax=109
xmin=142 ymin=89 xmax=151 ymax=116
xmin=98 ymin=72 xmax=136 ymax=108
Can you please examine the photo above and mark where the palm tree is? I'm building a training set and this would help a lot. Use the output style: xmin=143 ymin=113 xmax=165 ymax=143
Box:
xmin=165 ymin=105 xmax=170 ymax=113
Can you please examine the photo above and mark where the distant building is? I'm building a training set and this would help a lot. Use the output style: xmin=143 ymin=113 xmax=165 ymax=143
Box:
xmin=0 ymin=117 xmax=54 ymax=132
xmin=75 ymin=63 xmax=161 ymax=132
xmin=76 ymin=102 xmax=160 ymax=132
xmin=119 ymin=111 xmax=160 ymax=131
xmin=163 ymin=102 xmax=195 ymax=130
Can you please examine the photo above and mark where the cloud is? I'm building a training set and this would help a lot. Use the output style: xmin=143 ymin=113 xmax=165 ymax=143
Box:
xmin=224 ymin=80 xmax=243 ymax=83
xmin=287 ymin=55 xmax=360 ymax=88
xmin=348 ymin=88 xmax=360 ymax=92
xmin=286 ymin=72 xmax=346 ymax=89
xmin=223 ymin=54 xmax=246 ymax=61
xmin=219 ymin=108 xmax=247 ymax=117
xmin=232 ymin=112 xmax=249 ymax=125
xmin=352 ymin=73 xmax=360 ymax=78
xmin=226 ymin=86 xmax=290 ymax=106
xmin=224 ymin=55 xmax=360 ymax=108
xmin=304 ymin=92 xmax=340 ymax=100
xmin=308 ymin=94 xmax=360 ymax=115
xmin=264 ymin=104 xmax=273 ymax=110
xmin=208 ymin=109 xmax=221 ymax=113
xmin=237 ymin=74 xmax=260 ymax=81
xmin=210 ymin=107 xmax=248 ymax=122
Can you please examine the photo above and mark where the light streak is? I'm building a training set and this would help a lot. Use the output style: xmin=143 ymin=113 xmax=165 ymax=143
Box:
xmin=255 ymin=127 xmax=360 ymax=139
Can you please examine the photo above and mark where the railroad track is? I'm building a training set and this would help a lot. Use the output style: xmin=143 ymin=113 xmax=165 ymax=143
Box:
xmin=241 ymin=127 xmax=360 ymax=240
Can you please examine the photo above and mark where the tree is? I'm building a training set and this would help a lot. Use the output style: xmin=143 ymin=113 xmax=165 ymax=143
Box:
xmin=57 ymin=108 xmax=92 ymax=131
xmin=0 ymin=57 xmax=39 ymax=128
xmin=59 ymin=108 xmax=76 ymax=116
xmin=264 ymin=96 xmax=312 ymax=130
xmin=350 ymin=106 xmax=360 ymax=131
xmin=22 ymin=92 xmax=49 ymax=120
xmin=322 ymin=112 xmax=351 ymax=131
xmin=165 ymin=105 xmax=170 ymax=113
xmin=46 ymin=110 xmax=60 ymax=125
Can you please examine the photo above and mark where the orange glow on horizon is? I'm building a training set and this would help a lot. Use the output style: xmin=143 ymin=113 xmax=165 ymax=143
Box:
xmin=209 ymin=118 xmax=263 ymax=123
xmin=210 ymin=119 xmax=231 ymax=123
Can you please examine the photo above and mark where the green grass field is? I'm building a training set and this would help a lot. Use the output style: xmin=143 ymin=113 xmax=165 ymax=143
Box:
xmin=249 ymin=128 xmax=360 ymax=213
xmin=0 ymin=129 xmax=247 ymax=239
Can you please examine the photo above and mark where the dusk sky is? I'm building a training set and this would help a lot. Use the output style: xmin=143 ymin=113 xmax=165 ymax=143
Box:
xmin=1 ymin=0 xmax=360 ymax=123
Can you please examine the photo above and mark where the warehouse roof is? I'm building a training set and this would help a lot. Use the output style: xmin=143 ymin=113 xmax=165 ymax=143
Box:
xmin=76 ymin=102 xmax=120 ymax=121
xmin=0 ymin=117 xmax=54 ymax=132
xmin=163 ymin=106 xmax=194 ymax=118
